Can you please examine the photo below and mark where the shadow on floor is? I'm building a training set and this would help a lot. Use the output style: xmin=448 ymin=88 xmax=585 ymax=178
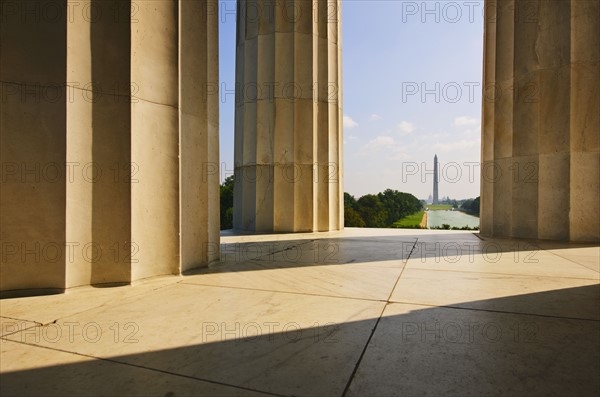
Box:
xmin=188 ymin=232 xmax=596 ymax=275
xmin=2 ymin=285 xmax=599 ymax=396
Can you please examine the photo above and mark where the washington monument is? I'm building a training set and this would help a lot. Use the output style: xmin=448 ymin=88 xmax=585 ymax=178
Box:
xmin=433 ymin=154 xmax=439 ymax=204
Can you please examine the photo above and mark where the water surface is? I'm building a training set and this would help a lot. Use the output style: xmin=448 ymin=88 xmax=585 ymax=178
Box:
xmin=427 ymin=210 xmax=479 ymax=228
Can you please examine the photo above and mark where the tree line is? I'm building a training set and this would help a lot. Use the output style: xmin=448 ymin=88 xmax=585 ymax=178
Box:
xmin=344 ymin=189 xmax=422 ymax=228
xmin=220 ymin=176 xmax=424 ymax=230
xmin=460 ymin=196 xmax=480 ymax=215
xmin=220 ymin=176 xmax=234 ymax=230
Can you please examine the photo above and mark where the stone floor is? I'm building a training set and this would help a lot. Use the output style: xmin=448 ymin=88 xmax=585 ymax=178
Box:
xmin=1 ymin=228 xmax=599 ymax=396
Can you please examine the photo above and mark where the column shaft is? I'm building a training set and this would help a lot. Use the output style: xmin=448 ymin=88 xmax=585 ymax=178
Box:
xmin=480 ymin=0 xmax=600 ymax=242
xmin=480 ymin=0 xmax=497 ymax=236
xmin=234 ymin=0 xmax=344 ymax=232
xmin=569 ymin=0 xmax=600 ymax=241
xmin=0 ymin=0 xmax=220 ymax=295
xmin=66 ymin=0 xmax=132 ymax=286
xmin=1 ymin=0 xmax=68 ymax=292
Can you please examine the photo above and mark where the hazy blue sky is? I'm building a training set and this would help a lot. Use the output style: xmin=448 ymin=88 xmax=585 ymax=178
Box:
xmin=219 ymin=0 xmax=484 ymax=200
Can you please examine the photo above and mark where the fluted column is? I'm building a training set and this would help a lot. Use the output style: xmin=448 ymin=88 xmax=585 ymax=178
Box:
xmin=66 ymin=0 xmax=132 ymax=286
xmin=0 ymin=0 xmax=219 ymax=295
xmin=569 ymin=0 xmax=600 ymax=241
xmin=179 ymin=0 xmax=221 ymax=271
xmin=480 ymin=0 xmax=599 ymax=242
xmin=1 ymin=0 xmax=68 ymax=292
xmin=233 ymin=0 xmax=344 ymax=232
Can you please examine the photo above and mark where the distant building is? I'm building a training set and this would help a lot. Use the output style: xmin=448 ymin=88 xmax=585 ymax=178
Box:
xmin=427 ymin=194 xmax=433 ymax=204
xmin=433 ymin=154 xmax=439 ymax=204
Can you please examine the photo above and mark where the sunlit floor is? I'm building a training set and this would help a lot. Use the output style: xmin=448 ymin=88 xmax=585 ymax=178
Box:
xmin=2 ymin=228 xmax=599 ymax=396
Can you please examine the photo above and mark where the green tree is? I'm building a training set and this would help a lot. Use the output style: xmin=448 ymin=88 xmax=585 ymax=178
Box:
xmin=355 ymin=194 xmax=388 ymax=228
xmin=344 ymin=192 xmax=358 ymax=210
xmin=344 ymin=190 xmax=422 ymax=228
xmin=460 ymin=196 xmax=480 ymax=215
xmin=472 ymin=196 xmax=480 ymax=214
xmin=344 ymin=193 xmax=366 ymax=226
xmin=220 ymin=176 xmax=234 ymax=230
xmin=377 ymin=189 xmax=422 ymax=225
xmin=344 ymin=207 xmax=366 ymax=227
xmin=461 ymin=199 xmax=473 ymax=210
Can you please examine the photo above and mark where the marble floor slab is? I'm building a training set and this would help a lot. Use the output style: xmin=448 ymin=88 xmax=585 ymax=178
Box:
xmin=346 ymin=302 xmax=600 ymax=396
xmin=2 ymin=228 xmax=599 ymax=396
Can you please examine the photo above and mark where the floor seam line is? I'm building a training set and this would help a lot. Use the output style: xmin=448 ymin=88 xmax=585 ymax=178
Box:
xmin=0 ymin=324 xmax=41 ymax=339
xmin=1 ymin=338 xmax=286 ymax=397
xmin=340 ymin=238 xmax=420 ymax=397
xmin=1 ymin=284 xmax=181 ymax=327
xmin=401 ymin=266 xmax=600 ymax=281
xmin=404 ymin=267 xmax=600 ymax=280
xmin=0 ymin=315 xmax=43 ymax=326
xmin=178 ymin=282 xmax=386 ymax=303
xmin=386 ymin=238 xmax=420 ymax=301
xmin=340 ymin=305 xmax=387 ymax=397
xmin=44 ymin=283 xmax=178 ymax=325
xmin=221 ymin=239 xmax=318 ymax=264
xmin=542 ymin=250 xmax=600 ymax=274
xmin=386 ymin=301 xmax=600 ymax=322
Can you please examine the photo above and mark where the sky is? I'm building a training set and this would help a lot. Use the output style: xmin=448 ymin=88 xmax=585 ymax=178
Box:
xmin=219 ymin=0 xmax=484 ymax=201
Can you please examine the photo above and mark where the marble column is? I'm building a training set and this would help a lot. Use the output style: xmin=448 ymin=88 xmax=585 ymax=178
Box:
xmin=233 ymin=0 xmax=344 ymax=232
xmin=178 ymin=0 xmax=221 ymax=272
xmin=1 ymin=0 xmax=68 ymax=293
xmin=66 ymin=0 xmax=132 ymax=287
xmin=480 ymin=0 xmax=599 ymax=242
xmin=0 ymin=0 xmax=220 ymax=295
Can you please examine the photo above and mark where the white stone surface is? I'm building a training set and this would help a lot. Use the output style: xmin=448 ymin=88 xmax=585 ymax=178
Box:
xmin=480 ymin=0 xmax=600 ymax=242
xmin=1 ymin=1 xmax=220 ymax=294
xmin=234 ymin=0 xmax=344 ymax=232
xmin=1 ymin=229 xmax=598 ymax=396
